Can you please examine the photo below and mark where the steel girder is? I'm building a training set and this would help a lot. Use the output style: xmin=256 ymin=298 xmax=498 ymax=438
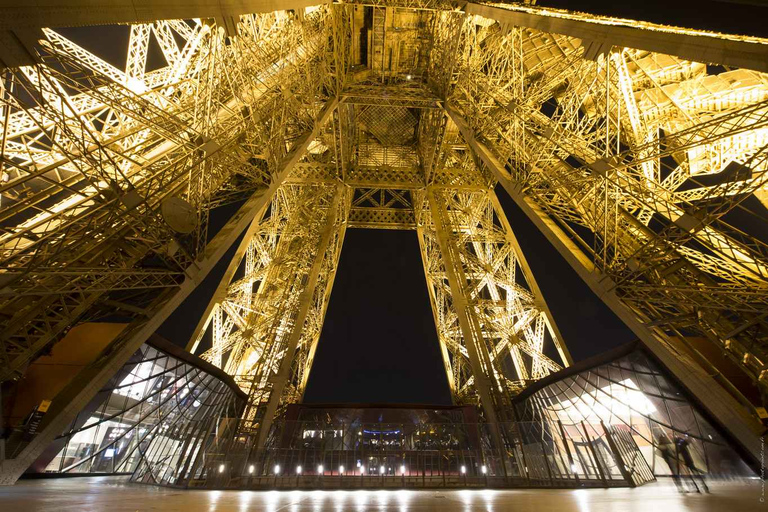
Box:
xmin=0 ymin=7 xmax=339 ymax=483
xmin=443 ymin=5 xmax=768 ymax=462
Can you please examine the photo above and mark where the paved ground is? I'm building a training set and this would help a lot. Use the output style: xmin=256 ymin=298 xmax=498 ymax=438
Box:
xmin=0 ymin=476 xmax=764 ymax=511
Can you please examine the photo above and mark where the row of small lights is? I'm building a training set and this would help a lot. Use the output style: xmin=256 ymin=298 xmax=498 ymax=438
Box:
xmin=217 ymin=464 xmax=489 ymax=475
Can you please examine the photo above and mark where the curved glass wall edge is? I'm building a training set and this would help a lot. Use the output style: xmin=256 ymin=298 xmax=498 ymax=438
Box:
xmin=37 ymin=335 xmax=246 ymax=487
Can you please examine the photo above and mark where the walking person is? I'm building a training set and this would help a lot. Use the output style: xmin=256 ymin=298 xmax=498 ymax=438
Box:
xmin=656 ymin=431 xmax=685 ymax=492
xmin=676 ymin=434 xmax=710 ymax=493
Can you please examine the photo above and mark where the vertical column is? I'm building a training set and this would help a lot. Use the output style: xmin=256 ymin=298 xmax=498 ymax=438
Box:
xmin=423 ymin=187 xmax=508 ymax=427
xmin=253 ymin=184 xmax=348 ymax=449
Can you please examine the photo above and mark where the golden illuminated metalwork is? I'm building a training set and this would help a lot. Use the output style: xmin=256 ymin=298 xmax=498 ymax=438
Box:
xmin=1 ymin=0 xmax=768 ymax=483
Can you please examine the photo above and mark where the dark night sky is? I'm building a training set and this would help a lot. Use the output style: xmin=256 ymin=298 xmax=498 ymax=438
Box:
xmin=68 ymin=1 xmax=768 ymax=404
xmin=540 ymin=0 xmax=768 ymax=38
xmin=302 ymin=229 xmax=454 ymax=405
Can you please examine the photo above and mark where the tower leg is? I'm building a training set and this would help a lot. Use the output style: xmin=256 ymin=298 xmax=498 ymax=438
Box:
xmin=416 ymin=184 xmax=570 ymax=465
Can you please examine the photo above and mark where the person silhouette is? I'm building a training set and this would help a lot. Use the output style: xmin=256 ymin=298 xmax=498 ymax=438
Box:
xmin=656 ymin=431 xmax=684 ymax=492
xmin=675 ymin=434 xmax=710 ymax=493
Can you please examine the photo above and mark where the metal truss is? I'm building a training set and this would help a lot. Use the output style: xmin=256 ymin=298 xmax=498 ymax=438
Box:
xmin=190 ymin=182 xmax=349 ymax=447
xmin=0 ymin=6 xmax=339 ymax=483
xmin=415 ymin=186 xmax=570 ymax=415
xmin=188 ymin=178 xmax=569 ymax=446
xmin=3 ymin=0 xmax=768 ymax=482
xmin=0 ymin=8 xmax=336 ymax=383
xmin=341 ymin=82 xmax=443 ymax=109
xmin=442 ymin=11 xmax=768 ymax=404
xmin=349 ymin=188 xmax=415 ymax=229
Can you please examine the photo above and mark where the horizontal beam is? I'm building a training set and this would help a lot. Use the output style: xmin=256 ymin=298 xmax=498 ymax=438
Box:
xmin=0 ymin=0 xmax=328 ymax=67
xmin=288 ymin=164 xmax=490 ymax=191
xmin=341 ymin=95 xmax=442 ymax=109
xmin=0 ymin=0 xmax=327 ymax=30
xmin=465 ymin=2 xmax=768 ymax=72
xmin=348 ymin=207 xmax=416 ymax=230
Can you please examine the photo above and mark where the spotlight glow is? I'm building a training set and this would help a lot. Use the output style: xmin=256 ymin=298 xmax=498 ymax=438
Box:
xmin=296 ymin=465 xmax=302 ymax=474
xmin=481 ymin=465 xmax=487 ymax=474
xmin=556 ymin=378 xmax=656 ymax=423
xmin=318 ymin=464 xmax=324 ymax=474
xmin=400 ymin=465 xmax=406 ymax=475
xmin=460 ymin=465 xmax=466 ymax=474
xmin=218 ymin=464 xmax=224 ymax=473
xmin=339 ymin=465 xmax=345 ymax=474
xmin=274 ymin=464 xmax=281 ymax=475
xmin=380 ymin=465 xmax=385 ymax=474
xmin=248 ymin=465 xmax=254 ymax=474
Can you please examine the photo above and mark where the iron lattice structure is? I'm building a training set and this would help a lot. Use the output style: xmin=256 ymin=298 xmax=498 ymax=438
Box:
xmin=1 ymin=0 xmax=768 ymax=482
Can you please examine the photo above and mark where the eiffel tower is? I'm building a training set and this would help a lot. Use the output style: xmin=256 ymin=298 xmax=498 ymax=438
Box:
xmin=1 ymin=0 xmax=767 ymax=486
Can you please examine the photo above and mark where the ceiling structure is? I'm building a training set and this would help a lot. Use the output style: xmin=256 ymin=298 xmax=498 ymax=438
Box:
xmin=1 ymin=0 xmax=768 ymax=482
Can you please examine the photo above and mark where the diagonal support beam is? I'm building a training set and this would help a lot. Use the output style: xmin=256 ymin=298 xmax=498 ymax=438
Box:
xmin=0 ymin=98 xmax=338 ymax=485
xmin=188 ymin=99 xmax=338 ymax=354
xmin=297 ymin=202 xmax=350 ymax=399
xmin=426 ymin=187 xmax=506 ymax=426
xmin=444 ymin=104 xmax=765 ymax=467
xmin=253 ymin=183 xmax=345 ymax=450
xmin=487 ymin=186 xmax=574 ymax=369
xmin=415 ymin=221 xmax=459 ymax=399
